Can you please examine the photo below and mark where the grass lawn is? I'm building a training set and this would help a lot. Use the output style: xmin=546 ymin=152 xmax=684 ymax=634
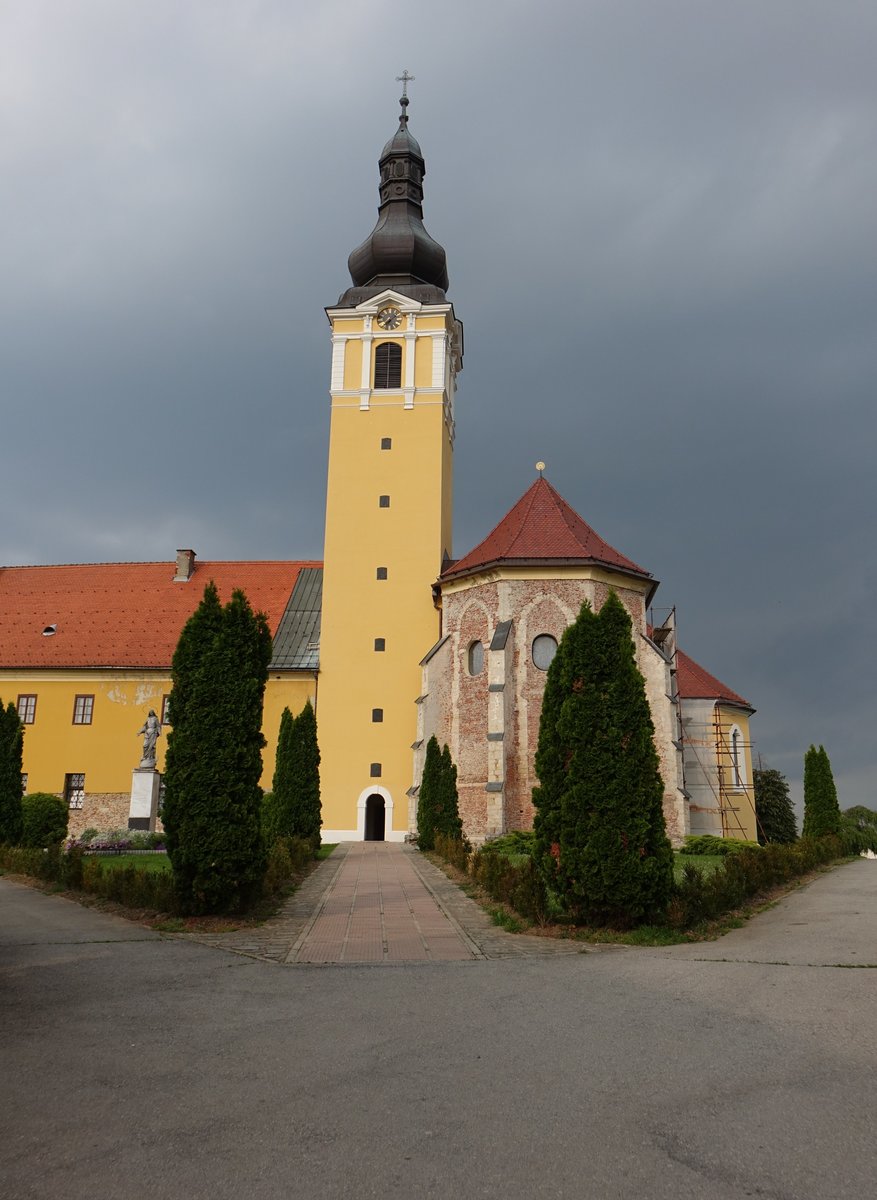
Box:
xmin=673 ymin=853 xmax=725 ymax=882
xmin=90 ymin=853 xmax=171 ymax=873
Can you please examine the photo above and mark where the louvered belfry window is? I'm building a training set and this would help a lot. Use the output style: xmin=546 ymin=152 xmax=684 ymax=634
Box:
xmin=374 ymin=342 xmax=402 ymax=388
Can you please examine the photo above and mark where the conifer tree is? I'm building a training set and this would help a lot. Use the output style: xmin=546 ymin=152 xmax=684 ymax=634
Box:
xmin=417 ymin=735 xmax=443 ymax=851
xmin=288 ymin=699 xmax=321 ymax=847
xmin=802 ymin=744 xmax=840 ymax=838
xmin=438 ymin=744 xmax=464 ymax=842
xmin=262 ymin=706 xmax=296 ymax=844
xmin=162 ymin=583 xmax=273 ymax=913
xmin=754 ymin=766 xmax=797 ymax=845
xmin=0 ymin=700 xmax=24 ymax=845
xmin=533 ymin=591 xmax=673 ymax=927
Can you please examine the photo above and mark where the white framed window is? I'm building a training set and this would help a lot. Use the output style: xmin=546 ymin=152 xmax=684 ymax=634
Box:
xmin=729 ymin=725 xmax=747 ymax=791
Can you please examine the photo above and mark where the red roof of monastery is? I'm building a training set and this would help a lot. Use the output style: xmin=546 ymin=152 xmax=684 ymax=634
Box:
xmin=0 ymin=560 xmax=320 ymax=669
xmin=442 ymin=477 xmax=652 ymax=583
xmin=675 ymin=648 xmax=752 ymax=709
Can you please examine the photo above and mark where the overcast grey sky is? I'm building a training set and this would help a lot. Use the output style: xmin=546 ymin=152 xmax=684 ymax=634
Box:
xmin=2 ymin=0 xmax=875 ymax=813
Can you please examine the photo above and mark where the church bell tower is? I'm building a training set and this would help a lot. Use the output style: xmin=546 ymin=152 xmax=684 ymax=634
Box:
xmin=318 ymin=81 xmax=463 ymax=840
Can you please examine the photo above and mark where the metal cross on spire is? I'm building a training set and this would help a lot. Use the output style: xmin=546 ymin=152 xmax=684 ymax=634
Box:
xmin=396 ymin=69 xmax=415 ymax=99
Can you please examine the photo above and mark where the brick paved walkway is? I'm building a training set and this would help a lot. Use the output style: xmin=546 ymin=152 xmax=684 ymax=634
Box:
xmin=180 ymin=843 xmax=588 ymax=965
xmin=291 ymin=843 xmax=477 ymax=963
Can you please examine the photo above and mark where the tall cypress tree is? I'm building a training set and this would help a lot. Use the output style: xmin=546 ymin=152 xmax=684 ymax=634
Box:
xmin=163 ymin=583 xmax=273 ymax=913
xmin=802 ymin=744 xmax=840 ymax=838
xmin=263 ymin=705 xmax=296 ymax=843
xmin=288 ymin=699 xmax=321 ymax=847
xmin=0 ymin=700 xmax=24 ymax=846
xmin=533 ymin=592 xmax=673 ymax=927
xmin=754 ymin=766 xmax=797 ymax=845
xmin=417 ymin=735 xmax=443 ymax=851
xmin=438 ymin=744 xmax=463 ymax=841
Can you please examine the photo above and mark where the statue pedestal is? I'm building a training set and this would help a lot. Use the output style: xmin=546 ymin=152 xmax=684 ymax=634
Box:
xmin=129 ymin=769 xmax=161 ymax=831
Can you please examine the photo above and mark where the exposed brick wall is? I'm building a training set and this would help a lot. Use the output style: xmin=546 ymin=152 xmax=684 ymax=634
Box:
xmin=66 ymin=793 xmax=166 ymax=837
xmin=68 ymin=793 xmax=130 ymax=837
xmin=420 ymin=570 xmax=685 ymax=845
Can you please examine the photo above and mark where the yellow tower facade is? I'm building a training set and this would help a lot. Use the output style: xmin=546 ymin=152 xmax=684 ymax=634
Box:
xmin=318 ymin=92 xmax=463 ymax=840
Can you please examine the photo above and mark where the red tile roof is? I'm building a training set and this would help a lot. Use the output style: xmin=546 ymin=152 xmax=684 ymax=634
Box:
xmin=442 ymin=477 xmax=652 ymax=583
xmin=0 ymin=560 xmax=321 ymax=669
xmin=676 ymin=648 xmax=752 ymax=709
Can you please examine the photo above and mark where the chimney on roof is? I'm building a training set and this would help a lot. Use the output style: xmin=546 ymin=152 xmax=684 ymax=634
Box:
xmin=173 ymin=549 xmax=196 ymax=582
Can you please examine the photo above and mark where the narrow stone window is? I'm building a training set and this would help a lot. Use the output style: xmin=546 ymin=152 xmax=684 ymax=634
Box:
xmin=374 ymin=638 xmax=386 ymax=651
xmin=374 ymin=342 xmax=402 ymax=388
xmin=376 ymin=567 xmax=388 ymax=580
xmin=379 ymin=495 xmax=390 ymax=508
xmin=381 ymin=437 xmax=392 ymax=450
xmin=467 ymin=641 xmax=484 ymax=676
xmin=372 ymin=709 xmax=384 ymax=723
xmin=370 ymin=763 xmax=382 ymax=778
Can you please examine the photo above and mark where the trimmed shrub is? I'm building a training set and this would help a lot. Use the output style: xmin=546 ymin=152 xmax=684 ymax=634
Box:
xmin=21 ymin=792 xmax=68 ymax=848
xmin=471 ymin=844 xmax=548 ymax=924
xmin=680 ymin=835 xmax=760 ymax=856
xmin=433 ymin=832 xmax=471 ymax=873
xmin=0 ymin=700 xmax=24 ymax=846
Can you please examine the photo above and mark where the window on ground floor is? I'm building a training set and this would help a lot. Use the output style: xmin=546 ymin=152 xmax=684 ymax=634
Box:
xmin=64 ymin=773 xmax=85 ymax=809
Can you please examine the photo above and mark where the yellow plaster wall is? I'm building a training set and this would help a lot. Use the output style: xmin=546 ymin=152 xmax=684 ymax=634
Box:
xmin=716 ymin=705 xmax=757 ymax=840
xmin=319 ymin=306 xmax=457 ymax=834
xmin=2 ymin=671 xmax=316 ymax=797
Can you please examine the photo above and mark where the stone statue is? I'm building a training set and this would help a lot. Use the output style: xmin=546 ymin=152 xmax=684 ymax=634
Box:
xmin=137 ymin=710 xmax=162 ymax=768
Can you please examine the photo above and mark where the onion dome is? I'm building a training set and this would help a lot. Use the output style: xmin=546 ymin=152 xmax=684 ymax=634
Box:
xmin=338 ymin=90 xmax=449 ymax=305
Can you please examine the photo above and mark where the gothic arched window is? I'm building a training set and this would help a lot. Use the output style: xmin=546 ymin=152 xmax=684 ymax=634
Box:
xmin=374 ymin=342 xmax=402 ymax=388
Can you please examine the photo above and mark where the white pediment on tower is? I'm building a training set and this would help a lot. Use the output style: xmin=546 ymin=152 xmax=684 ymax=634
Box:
xmin=354 ymin=290 xmax=423 ymax=314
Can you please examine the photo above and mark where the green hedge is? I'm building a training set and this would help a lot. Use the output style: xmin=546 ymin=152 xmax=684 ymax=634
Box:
xmin=1 ymin=832 xmax=318 ymax=914
xmin=669 ymin=834 xmax=860 ymax=927
xmin=430 ymin=828 xmax=864 ymax=932
xmin=679 ymin=835 xmax=760 ymax=856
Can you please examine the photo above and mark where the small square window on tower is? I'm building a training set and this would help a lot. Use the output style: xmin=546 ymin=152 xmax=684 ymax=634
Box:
xmin=370 ymin=763 xmax=382 ymax=778
xmin=376 ymin=567 xmax=388 ymax=580
xmin=380 ymin=437 xmax=392 ymax=450
xmin=372 ymin=708 xmax=383 ymax=723
xmin=379 ymin=495 xmax=390 ymax=508
xmin=374 ymin=638 xmax=386 ymax=651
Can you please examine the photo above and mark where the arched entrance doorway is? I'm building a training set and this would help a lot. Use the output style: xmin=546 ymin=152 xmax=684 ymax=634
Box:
xmin=364 ymin=794 xmax=386 ymax=841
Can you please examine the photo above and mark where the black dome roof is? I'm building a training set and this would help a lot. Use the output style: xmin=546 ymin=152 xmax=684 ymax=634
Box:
xmin=339 ymin=97 xmax=449 ymax=305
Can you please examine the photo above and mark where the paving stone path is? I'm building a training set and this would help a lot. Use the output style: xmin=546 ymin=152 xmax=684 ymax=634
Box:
xmin=179 ymin=842 xmax=587 ymax=965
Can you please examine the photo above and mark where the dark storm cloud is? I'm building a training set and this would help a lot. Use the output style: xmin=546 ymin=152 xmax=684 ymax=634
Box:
xmin=3 ymin=0 xmax=876 ymax=810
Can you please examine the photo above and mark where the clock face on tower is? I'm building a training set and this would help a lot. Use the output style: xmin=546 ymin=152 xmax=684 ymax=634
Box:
xmin=376 ymin=306 xmax=402 ymax=330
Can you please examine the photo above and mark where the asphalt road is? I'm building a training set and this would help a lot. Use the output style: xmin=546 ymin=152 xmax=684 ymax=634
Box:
xmin=2 ymin=862 xmax=876 ymax=1200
